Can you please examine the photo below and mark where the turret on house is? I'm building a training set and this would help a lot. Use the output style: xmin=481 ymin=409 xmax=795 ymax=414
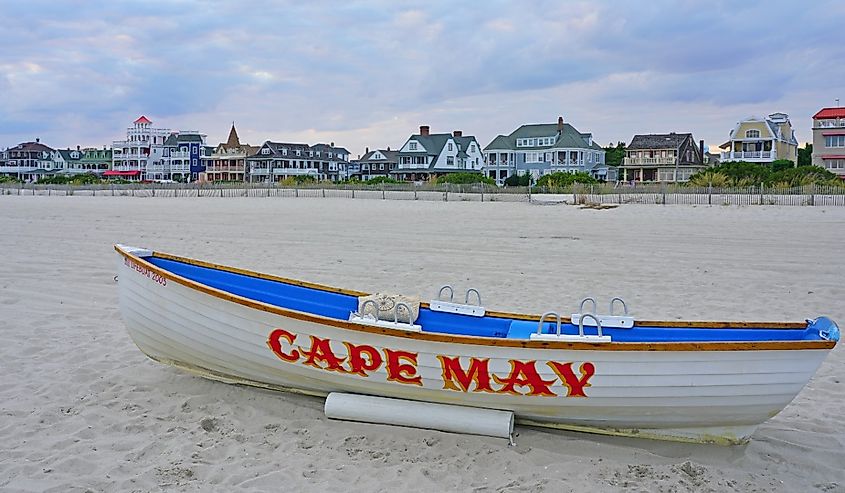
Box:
xmin=203 ymin=123 xmax=258 ymax=182
xmin=483 ymin=116 xmax=606 ymax=186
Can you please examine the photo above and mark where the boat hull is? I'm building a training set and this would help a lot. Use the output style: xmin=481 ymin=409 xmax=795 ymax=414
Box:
xmin=116 ymin=252 xmax=831 ymax=445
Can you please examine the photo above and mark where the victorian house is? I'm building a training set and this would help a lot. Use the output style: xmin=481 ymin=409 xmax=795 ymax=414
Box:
xmin=2 ymin=139 xmax=58 ymax=181
xmin=392 ymin=126 xmax=484 ymax=181
xmin=811 ymin=107 xmax=845 ymax=179
xmin=719 ymin=113 xmax=799 ymax=164
xmin=203 ymin=123 xmax=257 ymax=182
xmin=246 ymin=141 xmax=350 ymax=183
xmin=483 ymin=116 xmax=606 ymax=186
xmin=110 ymin=116 xmax=171 ymax=180
xmin=618 ymin=133 xmax=706 ymax=182
xmin=350 ymin=147 xmax=398 ymax=180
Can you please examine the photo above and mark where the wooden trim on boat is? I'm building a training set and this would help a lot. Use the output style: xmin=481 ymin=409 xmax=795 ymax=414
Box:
xmin=116 ymin=245 xmax=832 ymax=351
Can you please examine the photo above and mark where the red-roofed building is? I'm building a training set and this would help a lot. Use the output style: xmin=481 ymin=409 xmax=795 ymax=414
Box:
xmin=111 ymin=116 xmax=171 ymax=181
xmin=812 ymin=106 xmax=845 ymax=178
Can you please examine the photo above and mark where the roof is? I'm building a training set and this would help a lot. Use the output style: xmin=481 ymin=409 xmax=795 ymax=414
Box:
xmin=355 ymin=149 xmax=399 ymax=163
xmin=628 ymin=133 xmax=692 ymax=150
xmin=225 ymin=124 xmax=241 ymax=148
xmin=813 ymin=108 xmax=845 ymax=119
xmin=164 ymin=133 xmax=205 ymax=146
xmin=134 ymin=116 xmax=152 ymax=124
xmin=482 ymin=122 xmax=599 ymax=152
xmin=399 ymin=133 xmax=480 ymax=168
xmin=12 ymin=141 xmax=55 ymax=153
xmin=58 ymin=149 xmax=83 ymax=161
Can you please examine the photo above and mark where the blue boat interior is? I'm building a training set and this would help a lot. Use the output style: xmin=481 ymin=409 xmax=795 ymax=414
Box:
xmin=147 ymin=256 xmax=836 ymax=343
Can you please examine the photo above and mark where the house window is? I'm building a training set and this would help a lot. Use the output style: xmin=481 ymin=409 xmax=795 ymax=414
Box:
xmin=448 ymin=143 xmax=453 ymax=151
xmin=409 ymin=142 xmax=418 ymax=151
xmin=261 ymin=148 xmax=270 ymax=155
xmin=447 ymin=156 xmax=454 ymax=165
xmin=825 ymin=135 xmax=845 ymax=148
xmin=745 ymin=129 xmax=761 ymax=138
xmin=470 ymin=144 xmax=475 ymax=152
xmin=380 ymin=163 xmax=384 ymax=170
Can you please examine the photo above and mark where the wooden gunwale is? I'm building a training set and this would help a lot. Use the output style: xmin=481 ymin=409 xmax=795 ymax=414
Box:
xmin=117 ymin=245 xmax=834 ymax=352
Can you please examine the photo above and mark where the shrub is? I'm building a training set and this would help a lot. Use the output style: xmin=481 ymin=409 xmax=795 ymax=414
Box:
xmin=435 ymin=172 xmax=495 ymax=185
xmin=365 ymin=176 xmax=400 ymax=185
xmin=535 ymin=171 xmax=597 ymax=188
xmin=504 ymin=173 xmax=531 ymax=187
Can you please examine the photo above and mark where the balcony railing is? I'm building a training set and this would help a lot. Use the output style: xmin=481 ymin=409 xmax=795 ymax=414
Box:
xmin=721 ymin=151 xmax=773 ymax=160
xmin=623 ymin=157 xmax=678 ymax=165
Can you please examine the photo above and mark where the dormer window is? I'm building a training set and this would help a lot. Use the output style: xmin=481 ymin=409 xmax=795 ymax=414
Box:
xmin=261 ymin=148 xmax=270 ymax=155
xmin=745 ymin=129 xmax=760 ymax=139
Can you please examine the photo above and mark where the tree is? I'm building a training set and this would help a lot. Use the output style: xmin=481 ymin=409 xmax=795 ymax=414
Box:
xmin=603 ymin=141 xmax=626 ymax=166
xmin=771 ymin=159 xmax=795 ymax=173
xmin=798 ymin=144 xmax=813 ymax=167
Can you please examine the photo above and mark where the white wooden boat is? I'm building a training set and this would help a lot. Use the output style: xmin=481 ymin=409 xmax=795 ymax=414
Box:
xmin=114 ymin=244 xmax=839 ymax=444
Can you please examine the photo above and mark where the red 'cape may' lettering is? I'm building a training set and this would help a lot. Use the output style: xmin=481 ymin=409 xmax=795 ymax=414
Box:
xmin=265 ymin=329 xmax=596 ymax=397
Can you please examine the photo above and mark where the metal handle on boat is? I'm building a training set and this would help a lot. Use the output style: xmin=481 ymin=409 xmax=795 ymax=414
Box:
xmin=437 ymin=285 xmax=454 ymax=302
xmin=360 ymin=299 xmax=379 ymax=321
xmin=465 ymin=288 xmax=482 ymax=306
xmin=394 ymin=302 xmax=413 ymax=324
xmin=609 ymin=297 xmax=628 ymax=316
xmin=578 ymin=313 xmax=603 ymax=338
xmin=537 ymin=311 xmax=562 ymax=335
xmin=578 ymin=297 xmax=597 ymax=314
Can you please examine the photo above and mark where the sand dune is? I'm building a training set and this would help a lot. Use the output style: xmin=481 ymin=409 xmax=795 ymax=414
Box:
xmin=0 ymin=196 xmax=842 ymax=492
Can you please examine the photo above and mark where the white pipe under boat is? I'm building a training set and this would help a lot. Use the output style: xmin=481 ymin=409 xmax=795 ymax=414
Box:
xmin=324 ymin=393 xmax=515 ymax=440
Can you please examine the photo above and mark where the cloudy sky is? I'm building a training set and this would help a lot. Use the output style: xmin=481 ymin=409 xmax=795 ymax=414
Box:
xmin=1 ymin=0 xmax=844 ymax=156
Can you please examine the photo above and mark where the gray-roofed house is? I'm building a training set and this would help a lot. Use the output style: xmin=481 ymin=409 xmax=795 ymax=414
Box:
xmin=619 ymin=133 xmax=706 ymax=183
xmin=246 ymin=141 xmax=350 ymax=183
xmin=3 ymin=139 xmax=59 ymax=181
xmin=483 ymin=116 xmax=606 ymax=186
xmin=392 ymin=127 xmax=484 ymax=181
xmin=350 ymin=147 xmax=399 ymax=180
xmin=151 ymin=131 xmax=207 ymax=182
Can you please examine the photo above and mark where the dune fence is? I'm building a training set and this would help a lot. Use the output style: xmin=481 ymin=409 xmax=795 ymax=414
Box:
xmin=2 ymin=182 xmax=845 ymax=206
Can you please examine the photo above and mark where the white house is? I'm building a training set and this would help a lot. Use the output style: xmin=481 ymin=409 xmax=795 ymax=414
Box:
xmin=392 ymin=126 xmax=484 ymax=181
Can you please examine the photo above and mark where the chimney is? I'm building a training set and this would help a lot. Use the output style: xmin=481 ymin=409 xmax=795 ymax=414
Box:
xmin=76 ymin=145 xmax=80 ymax=151
xmin=365 ymin=147 xmax=369 ymax=154
xmin=36 ymin=137 xmax=40 ymax=143
xmin=387 ymin=146 xmax=390 ymax=151
xmin=453 ymin=130 xmax=462 ymax=137
xmin=699 ymin=139 xmax=705 ymax=164
xmin=419 ymin=125 xmax=430 ymax=136
xmin=330 ymin=141 xmax=335 ymax=147
xmin=557 ymin=116 xmax=564 ymax=132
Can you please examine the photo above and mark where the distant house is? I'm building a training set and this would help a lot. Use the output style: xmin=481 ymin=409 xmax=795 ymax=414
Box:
xmin=719 ymin=113 xmax=798 ymax=164
xmin=811 ymin=107 xmax=845 ymax=179
xmin=350 ymin=148 xmax=398 ymax=180
xmin=110 ymin=116 xmax=171 ymax=181
xmin=154 ymin=131 xmax=207 ymax=182
xmin=392 ymin=126 xmax=484 ymax=181
xmin=246 ymin=141 xmax=350 ymax=183
xmin=3 ymin=139 xmax=58 ymax=181
xmin=618 ymin=133 xmax=705 ymax=183
xmin=483 ymin=116 xmax=606 ymax=186
xmin=203 ymin=124 xmax=258 ymax=182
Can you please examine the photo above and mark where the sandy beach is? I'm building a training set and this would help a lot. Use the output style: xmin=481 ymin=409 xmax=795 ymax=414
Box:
xmin=0 ymin=196 xmax=843 ymax=492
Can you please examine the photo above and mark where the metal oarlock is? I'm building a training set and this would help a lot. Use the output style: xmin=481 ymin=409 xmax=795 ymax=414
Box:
xmin=437 ymin=285 xmax=455 ymax=302
xmin=609 ymin=297 xmax=628 ymax=316
xmin=578 ymin=313 xmax=604 ymax=338
xmin=349 ymin=300 xmax=422 ymax=332
xmin=430 ymin=285 xmax=486 ymax=317
xmin=465 ymin=288 xmax=482 ymax=306
xmin=571 ymin=296 xmax=635 ymax=330
xmin=537 ymin=311 xmax=562 ymax=335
